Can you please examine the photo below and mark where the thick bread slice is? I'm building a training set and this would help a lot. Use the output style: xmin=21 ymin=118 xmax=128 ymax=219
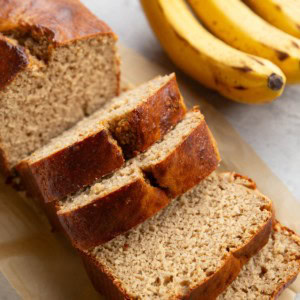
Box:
xmin=138 ymin=115 xmax=219 ymax=197
xmin=57 ymin=109 xmax=220 ymax=249
xmin=80 ymin=172 xmax=273 ymax=299
xmin=16 ymin=74 xmax=186 ymax=204
xmin=0 ymin=0 xmax=120 ymax=175
xmin=17 ymin=127 xmax=124 ymax=205
xmin=58 ymin=166 xmax=170 ymax=248
xmin=219 ymin=223 xmax=300 ymax=300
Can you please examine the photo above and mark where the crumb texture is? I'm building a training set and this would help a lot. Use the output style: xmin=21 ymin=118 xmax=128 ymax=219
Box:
xmin=23 ymin=74 xmax=172 ymax=164
xmin=138 ymin=110 xmax=203 ymax=167
xmin=219 ymin=225 xmax=300 ymax=300
xmin=60 ymin=165 xmax=141 ymax=212
xmin=87 ymin=173 xmax=272 ymax=300
xmin=0 ymin=30 xmax=119 ymax=171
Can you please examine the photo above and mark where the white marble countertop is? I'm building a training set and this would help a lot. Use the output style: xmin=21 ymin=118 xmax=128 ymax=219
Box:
xmin=1 ymin=0 xmax=299 ymax=298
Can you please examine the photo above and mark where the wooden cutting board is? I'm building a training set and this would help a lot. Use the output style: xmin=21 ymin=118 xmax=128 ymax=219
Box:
xmin=0 ymin=45 xmax=299 ymax=300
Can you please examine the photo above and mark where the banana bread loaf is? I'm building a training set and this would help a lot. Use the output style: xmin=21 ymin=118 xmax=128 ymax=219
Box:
xmin=80 ymin=172 xmax=273 ymax=299
xmin=0 ymin=0 xmax=120 ymax=175
xmin=219 ymin=223 xmax=300 ymax=299
xmin=16 ymin=74 xmax=186 ymax=204
xmin=57 ymin=108 xmax=220 ymax=250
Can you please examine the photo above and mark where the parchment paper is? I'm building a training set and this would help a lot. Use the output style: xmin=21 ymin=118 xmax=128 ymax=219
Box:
xmin=0 ymin=45 xmax=299 ymax=300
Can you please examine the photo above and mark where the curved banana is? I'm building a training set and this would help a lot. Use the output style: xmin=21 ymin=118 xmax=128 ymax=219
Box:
xmin=188 ymin=0 xmax=300 ymax=83
xmin=140 ymin=0 xmax=285 ymax=104
xmin=244 ymin=0 xmax=300 ymax=38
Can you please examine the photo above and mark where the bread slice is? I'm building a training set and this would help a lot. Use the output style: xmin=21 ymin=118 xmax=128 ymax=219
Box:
xmin=16 ymin=74 xmax=186 ymax=204
xmin=219 ymin=223 xmax=300 ymax=300
xmin=57 ymin=109 xmax=220 ymax=249
xmin=80 ymin=172 xmax=273 ymax=299
xmin=0 ymin=0 xmax=120 ymax=175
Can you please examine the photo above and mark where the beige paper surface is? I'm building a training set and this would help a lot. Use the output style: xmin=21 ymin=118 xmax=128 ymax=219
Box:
xmin=0 ymin=45 xmax=299 ymax=299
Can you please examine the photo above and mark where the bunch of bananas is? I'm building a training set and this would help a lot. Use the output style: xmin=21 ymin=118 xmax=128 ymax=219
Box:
xmin=141 ymin=0 xmax=300 ymax=104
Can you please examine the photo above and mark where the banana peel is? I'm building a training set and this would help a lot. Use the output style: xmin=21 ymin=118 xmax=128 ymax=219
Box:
xmin=188 ymin=0 xmax=300 ymax=83
xmin=141 ymin=0 xmax=286 ymax=104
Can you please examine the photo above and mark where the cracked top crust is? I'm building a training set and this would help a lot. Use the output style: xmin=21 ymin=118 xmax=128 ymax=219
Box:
xmin=0 ymin=0 xmax=114 ymax=45
xmin=0 ymin=0 xmax=115 ymax=90
xmin=0 ymin=33 xmax=29 ymax=89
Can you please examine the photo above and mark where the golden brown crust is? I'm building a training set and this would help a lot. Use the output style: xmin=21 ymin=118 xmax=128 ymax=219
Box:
xmin=16 ymin=129 xmax=124 ymax=204
xmin=183 ymin=217 xmax=273 ymax=300
xmin=272 ymin=275 xmax=298 ymax=300
xmin=58 ymin=176 xmax=170 ymax=250
xmin=112 ymin=75 xmax=186 ymax=158
xmin=271 ymin=222 xmax=300 ymax=299
xmin=80 ymin=172 xmax=273 ymax=299
xmin=14 ymin=161 xmax=62 ymax=230
xmin=0 ymin=0 xmax=114 ymax=46
xmin=0 ymin=34 xmax=29 ymax=89
xmin=145 ymin=116 xmax=220 ymax=197
xmin=81 ymin=253 xmax=132 ymax=300
xmin=185 ymin=255 xmax=242 ymax=300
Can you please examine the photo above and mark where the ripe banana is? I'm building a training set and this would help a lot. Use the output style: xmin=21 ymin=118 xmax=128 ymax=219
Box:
xmin=244 ymin=0 xmax=300 ymax=38
xmin=188 ymin=0 xmax=300 ymax=83
xmin=140 ymin=0 xmax=285 ymax=104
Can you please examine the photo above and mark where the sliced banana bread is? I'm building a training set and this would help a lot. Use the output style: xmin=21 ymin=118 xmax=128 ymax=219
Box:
xmin=57 ymin=109 xmax=220 ymax=250
xmin=0 ymin=0 xmax=120 ymax=175
xmin=80 ymin=172 xmax=273 ymax=299
xmin=16 ymin=74 xmax=186 ymax=204
xmin=220 ymin=223 xmax=300 ymax=300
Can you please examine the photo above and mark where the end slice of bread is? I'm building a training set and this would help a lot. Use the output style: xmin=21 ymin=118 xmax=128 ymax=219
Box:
xmin=80 ymin=172 xmax=273 ymax=299
xmin=57 ymin=108 xmax=220 ymax=250
xmin=219 ymin=222 xmax=300 ymax=300
xmin=16 ymin=74 xmax=186 ymax=204
xmin=138 ymin=109 xmax=219 ymax=197
xmin=0 ymin=0 xmax=120 ymax=175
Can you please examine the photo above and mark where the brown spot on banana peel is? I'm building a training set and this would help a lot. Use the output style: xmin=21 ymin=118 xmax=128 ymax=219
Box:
xmin=291 ymin=41 xmax=300 ymax=49
xmin=268 ymin=73 xmax=284 ymax=91
xmin=275 ymin=4 xmax=282 ymax=11
xmin=171 ymin=27 xmax=202 ymax=56
xmin=173 ymin=29 xmax=188 ymax=44
xmin=155 ymin=2 xmax=199 ymax=55
xmin=156 ymin=1 xmax=205 ymax=58
xmin=248 ymin=56 xmax=265 ymax=66
xmin=234 ymin=86 xmax=248 ymax=90
xmin=260 ymin=43 xmax=289 ymax=61
xmin=232 ymin=66 xmax=253 ymax=72
xmin=275 ymin=50 xmax=289 ymax=61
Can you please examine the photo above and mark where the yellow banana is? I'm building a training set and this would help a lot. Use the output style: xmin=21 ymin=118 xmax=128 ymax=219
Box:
xmin=140 ymin=0 xmax=285 ymax=104
xmin=244 ymin=0 xmax=300 ymax=38
xmin=188 ymin=0 xmax=300 ymax=83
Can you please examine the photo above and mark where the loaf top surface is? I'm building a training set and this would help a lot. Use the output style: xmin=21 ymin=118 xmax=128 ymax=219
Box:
xmin=0 ymin=0 xmax=114 ymax=45
xmin=84 ymin=172 xmax=272 ymax=300
xmin=0 ymin=0 xmax=115 ymax=90
xmin=0 ymin=33 xmax=30 ymax=88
